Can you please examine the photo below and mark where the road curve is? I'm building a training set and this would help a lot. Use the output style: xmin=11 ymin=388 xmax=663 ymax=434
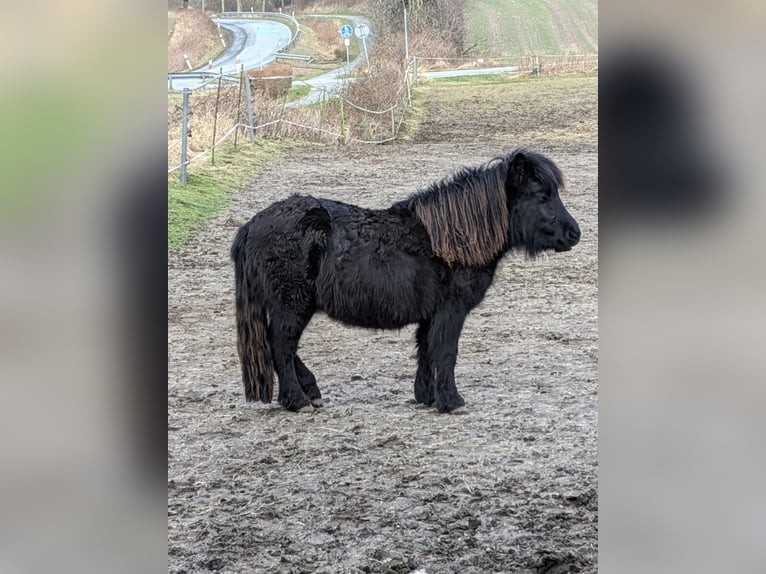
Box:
xmin=168 ymin=18 xmax=291 ymax=91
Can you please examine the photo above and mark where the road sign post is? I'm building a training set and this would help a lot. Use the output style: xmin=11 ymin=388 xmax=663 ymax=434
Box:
xmin=340 ymin=24 xmax=353 ymax=38
xmin=354 ymin=23 xmax=370 ymax=71
xmin=340 ymin=24 xmax=353 ymax=76
xmin=345 ymin=38 xmax=350 ymax=74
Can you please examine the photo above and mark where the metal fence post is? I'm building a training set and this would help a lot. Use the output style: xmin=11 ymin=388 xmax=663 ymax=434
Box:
xmin=318 ymin=87 xmax=325 ymax=142
xmin=234 ymin=71 xmax=244 ymax=149
xmin=405 ymin=67 xmax=412 ymax=107
xmin=181 ymin=88 xmax=189 ymax=185
xmin=245 ymin=73 xmax=255 ymax=141
xmin=211 ymin=71 xmax=223 ymax=165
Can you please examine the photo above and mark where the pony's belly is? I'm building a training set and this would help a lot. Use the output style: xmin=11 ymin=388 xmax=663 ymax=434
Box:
xmin=316 ymin=266 xmax=427 ymax=330
xmin=325 ymin=307 xmax=413 ymax=330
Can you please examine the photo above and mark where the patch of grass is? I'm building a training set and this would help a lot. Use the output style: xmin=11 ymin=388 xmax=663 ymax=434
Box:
xmin=168 ymin=139 xmax=290 ymax=251
xmin=431 ymin=72 xmax=521 ymax=84
xmin=430 ymin=71 xmax=597 ymax=97
xmin=398 ymin=83 xmax=430 ymax=141
xmin=282 ymin=84 xmax=311 ymax=103
xmin=289 ymin=18 xmax=317 ymax=58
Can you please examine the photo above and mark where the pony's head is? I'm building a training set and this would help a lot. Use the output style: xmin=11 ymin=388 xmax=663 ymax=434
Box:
xmin=410 ymin=149 xmax=580 ymax=266
xmin=503 ymin=150 xmax=581 ymax=256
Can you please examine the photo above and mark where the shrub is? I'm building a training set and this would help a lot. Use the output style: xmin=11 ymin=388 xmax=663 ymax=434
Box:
xmin=247 ymin=64 xmax=293 ymax=99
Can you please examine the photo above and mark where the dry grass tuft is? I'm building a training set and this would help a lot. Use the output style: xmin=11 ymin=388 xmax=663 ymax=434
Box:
xmin=301 ymin=17 xmax=346 ymax=63
xmin=168 ymin=83 xmax=243 ymax=166
xmin=167 ymin=9 xmax=219 ymax=72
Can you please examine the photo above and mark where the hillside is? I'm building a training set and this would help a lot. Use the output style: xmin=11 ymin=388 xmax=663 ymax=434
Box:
xmin=167 ymin=9 xmax=221 ymax=72
xmin=464 ymin=0 xmax=598 ymax=56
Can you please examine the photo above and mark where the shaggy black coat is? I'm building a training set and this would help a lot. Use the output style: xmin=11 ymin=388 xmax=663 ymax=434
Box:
xmin=231 ymin=149 xmax=580 ymax=412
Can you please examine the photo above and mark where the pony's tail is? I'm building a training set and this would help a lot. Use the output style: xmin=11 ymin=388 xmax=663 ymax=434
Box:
xmin=231 ymin=224 xmax=275 ymax=403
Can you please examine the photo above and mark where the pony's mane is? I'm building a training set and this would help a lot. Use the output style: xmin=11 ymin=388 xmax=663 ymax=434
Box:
xmin=405 ymin=157 xmax=508 ymax=267
xmin=405 ymin=149 xmax=566 ymax=266
xmin=401 ymin=150 xmax=556 ymax=266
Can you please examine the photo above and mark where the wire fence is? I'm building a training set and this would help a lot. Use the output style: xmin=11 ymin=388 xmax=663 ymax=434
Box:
xmin=168 ymin=59 xmax=418 ymax=183
xmin=167 ymin=54 xmax=598 ymax=184
xmin=413 ymin=53 xmax=599 ymax=75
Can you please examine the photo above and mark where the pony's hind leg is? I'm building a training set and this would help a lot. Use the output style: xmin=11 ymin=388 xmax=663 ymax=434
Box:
xmin=414 ymin=321 xmax=435 ymax=406
xmin=269 ymin=312 xmax=313 ymax=412
xmin=295 ymin=356 xmax=322 ymax=408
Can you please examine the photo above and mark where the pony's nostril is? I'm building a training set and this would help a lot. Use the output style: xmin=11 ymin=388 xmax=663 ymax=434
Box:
xmin=567 ymin=226 xmax=581 ymax=243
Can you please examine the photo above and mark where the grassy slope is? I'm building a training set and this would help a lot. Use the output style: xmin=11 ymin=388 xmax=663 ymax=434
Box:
xmin=168 ymin=9 xmax=224 ymax=72
xmin=168 ymin=140 xmax=291 ymax=251
xmin=464 ymin=0 xmax=598 ymax=57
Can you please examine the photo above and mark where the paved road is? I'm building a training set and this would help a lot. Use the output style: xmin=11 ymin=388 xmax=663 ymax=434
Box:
xmin=168 ymin=18 xmax=291 ymax=91
xmin=168 ymin=14 xmax=518 ymax=98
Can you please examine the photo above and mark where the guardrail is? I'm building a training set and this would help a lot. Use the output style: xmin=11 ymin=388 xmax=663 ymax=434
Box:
xmin=168 ymin=12 xmax=305 ymax=91
xmin=167 ymin=71 xmax=241 ymax=91
xmin=276 ymin=53 xmax=312 ymax=62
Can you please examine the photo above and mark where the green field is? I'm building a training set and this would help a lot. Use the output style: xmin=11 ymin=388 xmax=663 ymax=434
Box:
xmin=464 ymin=0 xmax=597 ymax=57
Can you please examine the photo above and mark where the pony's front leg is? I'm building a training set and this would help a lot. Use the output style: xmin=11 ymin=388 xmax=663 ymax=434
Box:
xmin=414 ymin=321 xmax=435 ymax=405
xmin=428 ymin=310 xmax=467 ymax=413
xmin=295 ymin=355 xmax=323 ymax=408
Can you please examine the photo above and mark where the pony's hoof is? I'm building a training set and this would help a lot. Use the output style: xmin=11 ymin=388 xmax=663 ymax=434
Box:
xmin=311 ymin=398 xmax=323 ymax=408
xmin=436 ymin=396 xmax=466 ymax=413
xmin=447 ymin=405 xmax=468 ymax=415
xmin=297 ymin=404 xmax=314 ymax=413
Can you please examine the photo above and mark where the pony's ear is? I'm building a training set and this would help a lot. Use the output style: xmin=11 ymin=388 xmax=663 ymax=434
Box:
xmin=509 ymin=152 xmax=532 ymax=185
xmin=508 ymin=152 xmax=532 ymax=183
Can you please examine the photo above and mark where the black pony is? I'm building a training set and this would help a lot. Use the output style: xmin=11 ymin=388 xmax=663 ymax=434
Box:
xmin=231 ymin=149 xmax=580 ymax=413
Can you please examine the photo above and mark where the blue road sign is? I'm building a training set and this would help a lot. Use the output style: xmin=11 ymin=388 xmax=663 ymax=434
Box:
xmin=340 ymin=24 xmax=353 ymax=38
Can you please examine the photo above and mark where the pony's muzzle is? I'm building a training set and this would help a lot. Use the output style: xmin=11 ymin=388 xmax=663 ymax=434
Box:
xmin=566 ymin=222 xmax=581 ymax=246
xmin=554 ymin=221 xmax=581 ymax=251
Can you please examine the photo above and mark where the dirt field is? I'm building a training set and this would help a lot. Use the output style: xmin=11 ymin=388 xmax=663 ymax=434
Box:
xmin=168 ymin=74 xmax=598 ymax=573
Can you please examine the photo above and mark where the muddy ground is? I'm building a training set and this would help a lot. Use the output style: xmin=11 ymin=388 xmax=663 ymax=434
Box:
xmin=168 ymin=74 xmax=598 ymax=573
